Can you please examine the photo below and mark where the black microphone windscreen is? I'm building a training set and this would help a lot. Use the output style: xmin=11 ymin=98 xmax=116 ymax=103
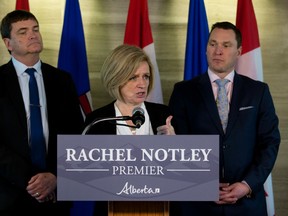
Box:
xmin=132 ymin=107 xmax=145 ymax=128
xmin=132 ymin=107 xmax=144 ymax=115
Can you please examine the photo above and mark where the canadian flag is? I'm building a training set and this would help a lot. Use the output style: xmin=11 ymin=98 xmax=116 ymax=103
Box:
xmin=236 ymin=0 xmax=275 ymax=215
xmin=235 ymin=0 xmax=263 ymax=81
xmin=124 ymin=0 xmax=163 ymax=104
xmin=16 ymin=0 xmax=29 ymax=10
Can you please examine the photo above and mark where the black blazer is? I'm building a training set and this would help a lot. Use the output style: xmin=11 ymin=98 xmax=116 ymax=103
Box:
xmin=0 ymin=60 xmax=84 ymax=213
xmin=84 ymin=100 xmax=171 ymax=216
xmin=85 ymin=101 xmax=171 ymax=135
xmin=169 ymin=72 xmax=280 ymax=216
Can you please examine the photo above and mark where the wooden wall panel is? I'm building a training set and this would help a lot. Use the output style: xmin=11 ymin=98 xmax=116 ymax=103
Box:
xmin=0 ymin=1 xmax=287 ymax=215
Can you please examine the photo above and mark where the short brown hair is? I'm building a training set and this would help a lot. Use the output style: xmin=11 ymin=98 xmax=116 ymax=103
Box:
xmin=1 ymin=10 xmax=38 ymax=39
xmin=209 ymin=21 xmax=242 ymax=48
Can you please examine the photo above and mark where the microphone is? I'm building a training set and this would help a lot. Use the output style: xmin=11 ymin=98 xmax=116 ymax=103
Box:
xmin=82 ymin=115 xmax=131 ymax=135
xmin=131 ymin=107 xmax=145 ymax=129
xmin=81 ymin=107 xmax=145 ymax=135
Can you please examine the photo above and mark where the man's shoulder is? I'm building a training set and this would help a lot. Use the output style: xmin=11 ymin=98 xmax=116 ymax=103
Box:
xmin=41 ymin=62 xmax=72 ymax=79
xmin=174 ymin=74 xmax=204 ymax=89
xmin=41 ymin=62 xmax=67 ymax=74
xmin=144 ymin=102 xmax=171 ymax=117
xmin=236 ymin=73 xmax=268 ymax=88
xmin=144 ymin=101 xmax=169 ymax=109
xmin=0 ymin=61 xmax=13 ymax=72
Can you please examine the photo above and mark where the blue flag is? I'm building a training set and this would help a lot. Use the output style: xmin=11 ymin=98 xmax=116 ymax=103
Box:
xmin=184 ymin=0 xmax=209 ymax=80
xmin=58 ymin=0 xmax=94 ymax=214
xmin=58 ymin=0 xmax=92 ymax=115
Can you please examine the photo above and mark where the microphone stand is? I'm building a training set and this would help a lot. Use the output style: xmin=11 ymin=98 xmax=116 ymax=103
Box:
xmin=82 ymin=116 xmax=137 ymax=135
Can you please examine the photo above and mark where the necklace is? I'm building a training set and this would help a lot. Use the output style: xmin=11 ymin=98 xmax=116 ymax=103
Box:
xmin=131 ymin=128 xmax=136 ymax=135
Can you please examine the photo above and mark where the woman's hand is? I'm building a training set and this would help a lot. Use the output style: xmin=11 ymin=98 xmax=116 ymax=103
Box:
xmin=156 ymin=115 xmax=175 ymax=135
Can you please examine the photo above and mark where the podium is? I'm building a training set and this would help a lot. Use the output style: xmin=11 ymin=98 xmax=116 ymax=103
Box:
xmin=108 ymin=201 xmax=169 ymax=216
xmin=57 ymin=135 xmax=219 ymax=216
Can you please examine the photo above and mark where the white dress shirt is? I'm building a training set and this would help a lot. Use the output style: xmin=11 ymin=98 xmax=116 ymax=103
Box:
xmin=12 ymin=57 xmax=49 ymax=149
xmin=208 ymin=69 xmax=235 ymax=109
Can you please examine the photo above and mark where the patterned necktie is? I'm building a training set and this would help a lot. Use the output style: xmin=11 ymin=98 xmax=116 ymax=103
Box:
xmin=215 ymin=79 xmax=230 ymax=132
xmin=25 ymin=68 xmax=46 ymax=170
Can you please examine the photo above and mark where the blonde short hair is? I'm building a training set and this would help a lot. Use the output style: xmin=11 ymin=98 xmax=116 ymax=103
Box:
xmin=100 ymin=44 xmax=154 ymax=101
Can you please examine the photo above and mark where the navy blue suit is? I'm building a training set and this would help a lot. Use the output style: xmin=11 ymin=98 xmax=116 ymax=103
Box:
xmin=0 ymin=60 xmax=84 ymax=216
xmin=168 ymin=72 xmax=280 ymax=216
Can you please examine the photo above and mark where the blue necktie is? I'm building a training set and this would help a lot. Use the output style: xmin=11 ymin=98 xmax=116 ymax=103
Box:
xmin=215 ymin=79 xmax=230 ymax=132
xmin=26 ymin=68 xmax=46 ymax=170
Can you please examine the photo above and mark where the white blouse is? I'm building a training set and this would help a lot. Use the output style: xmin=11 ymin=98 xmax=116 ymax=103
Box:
xmin=114 ymin=102 xmax=154 ymax=135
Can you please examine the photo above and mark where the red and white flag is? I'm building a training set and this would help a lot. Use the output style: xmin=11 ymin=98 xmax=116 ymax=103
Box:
xmin=16 ymin=0 xmax=29 ymax=10
xmin=236 ymin=0 xmax=275 ymax=215
xmin=236 ymin=0 xmax=263 ymax=81
xmin=124 ymin=0 xmax=163 ymax=104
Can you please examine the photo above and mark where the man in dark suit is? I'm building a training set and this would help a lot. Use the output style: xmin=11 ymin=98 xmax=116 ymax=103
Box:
xmin=0 ymin=10 xmax=84 ymax=216
xmin=169 ymin=21 xmax=280 ymax=216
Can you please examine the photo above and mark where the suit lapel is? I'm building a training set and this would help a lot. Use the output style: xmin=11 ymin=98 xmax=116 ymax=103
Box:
xmin=4 ymin=61 xmax=27 ymax=131
xmin=225 ymin=73 xmax=242 ymax=136
xmin=198 ymin=73 xmax=224 ymax=134
xmin=41 ymin=63 xmax=59 ymax=128
xmin=41 ymin=64 xmax=52 ymax=112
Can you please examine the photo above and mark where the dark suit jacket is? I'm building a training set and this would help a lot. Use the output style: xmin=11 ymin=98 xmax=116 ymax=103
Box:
xmin=84 ymin=101 xmax=171 ymax=216
xmin=0 ymin=60 xmax=84 ymax=215
xmin=168 ymin=72 xmax=280 ymax=216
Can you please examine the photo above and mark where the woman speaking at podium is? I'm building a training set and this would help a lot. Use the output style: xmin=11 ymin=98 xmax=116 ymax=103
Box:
xmin=84 ymin=44 xmax=175 ymax=215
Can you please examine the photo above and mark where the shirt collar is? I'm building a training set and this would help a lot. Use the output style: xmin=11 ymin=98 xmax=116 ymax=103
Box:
xmin=208 ymin=68 xmax=235 ymax=83
xmin=12 ymin=56 xmax=42 ymax=76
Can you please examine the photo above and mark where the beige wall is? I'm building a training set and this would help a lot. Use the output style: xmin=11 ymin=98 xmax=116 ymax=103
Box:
xmin=0 ymin=1 xmax=287 ymax=215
